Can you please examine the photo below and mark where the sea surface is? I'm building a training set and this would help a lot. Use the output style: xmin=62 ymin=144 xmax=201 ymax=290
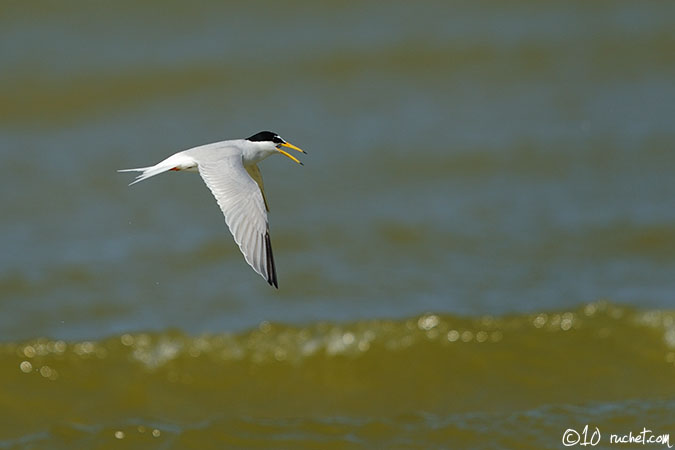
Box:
xmin=1 ymin=1 xmax=674 ymax=448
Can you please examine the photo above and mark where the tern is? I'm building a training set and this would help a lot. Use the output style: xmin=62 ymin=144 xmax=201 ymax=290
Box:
xmin=119 ymin=131 xmax=306 ymax=288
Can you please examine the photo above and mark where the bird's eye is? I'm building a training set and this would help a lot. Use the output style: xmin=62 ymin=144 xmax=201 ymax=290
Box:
xmin=272 ymin=136 xmax=284 ymax=144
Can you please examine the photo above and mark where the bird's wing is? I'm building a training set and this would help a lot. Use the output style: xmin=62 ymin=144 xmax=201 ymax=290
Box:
xmin=197 ymin=156 xmax=278 ymax=288
xmin=244 ymin=164 xmax=269 ymax=212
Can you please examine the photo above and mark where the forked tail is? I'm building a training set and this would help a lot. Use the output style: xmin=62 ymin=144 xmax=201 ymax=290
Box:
xmin=118 ymin=153 xmax=196 ymax=185
xmin=117 ymin=164 xmax=173 ymax=186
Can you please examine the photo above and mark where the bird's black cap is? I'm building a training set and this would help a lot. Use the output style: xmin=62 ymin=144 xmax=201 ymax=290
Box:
xmin=246 ymin=131 xmax=284 ymax=144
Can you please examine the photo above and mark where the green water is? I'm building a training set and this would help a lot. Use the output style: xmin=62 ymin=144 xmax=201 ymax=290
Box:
xmin=1 ymin=0 xmax=675 ymax=448
xmin=3 ymin=303 xmax=675 ymax=448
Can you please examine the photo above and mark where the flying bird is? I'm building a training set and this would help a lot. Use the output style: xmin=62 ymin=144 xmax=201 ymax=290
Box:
xmin=119 ymin=131 xmax=306 ymax=288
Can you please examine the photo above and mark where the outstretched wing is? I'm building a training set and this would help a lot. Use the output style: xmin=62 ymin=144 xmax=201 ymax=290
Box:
xmin=197 ymin=156 xmax=278 ymax=288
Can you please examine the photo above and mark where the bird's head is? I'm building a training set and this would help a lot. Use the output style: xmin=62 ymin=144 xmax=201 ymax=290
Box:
xmin=245 ymin=131 xmax=306 ymax=165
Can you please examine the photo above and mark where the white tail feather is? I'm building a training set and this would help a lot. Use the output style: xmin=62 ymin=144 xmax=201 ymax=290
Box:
xmin=118 ymin=152 xmax=197 ymax=186
xmin=117 ymin=165 xmax=172 ymax=186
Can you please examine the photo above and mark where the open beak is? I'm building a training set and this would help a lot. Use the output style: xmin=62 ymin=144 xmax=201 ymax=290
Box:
xmin=277 ymin=141 xmax=306 ymax=165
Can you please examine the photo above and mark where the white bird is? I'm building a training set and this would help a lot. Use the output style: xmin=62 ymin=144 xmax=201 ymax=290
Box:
xmin=119 ymin=131 xmax=306 ymax=288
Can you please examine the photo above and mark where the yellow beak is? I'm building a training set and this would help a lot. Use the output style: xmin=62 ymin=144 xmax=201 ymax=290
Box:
xmin=277 ymin=141 xmax=306 ymax=165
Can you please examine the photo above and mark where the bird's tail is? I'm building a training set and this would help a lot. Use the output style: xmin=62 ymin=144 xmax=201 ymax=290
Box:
xmin=117 ymin=164 xmax=172 ymax=186
xmin=118 ymin=153 xmax=193 ymax=186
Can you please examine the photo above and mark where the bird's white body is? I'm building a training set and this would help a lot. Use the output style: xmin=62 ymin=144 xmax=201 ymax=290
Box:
xmin=119 ymin=134 xmax=305 ymax=288
xmin=122 ymin=140 xmax=276 ymax=184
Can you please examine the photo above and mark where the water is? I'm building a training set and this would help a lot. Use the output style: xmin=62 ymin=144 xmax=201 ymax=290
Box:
xmin=3 ymin=303 xmax=675 ymax=448
xmin=1 ymin=1 xmax=674 ymax=448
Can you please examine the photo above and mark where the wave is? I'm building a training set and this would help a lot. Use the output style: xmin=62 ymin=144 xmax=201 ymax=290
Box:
xmin=1 ymin=301 xmax=674 ymax=446
xmin=3 ymin=301 xmax=674 ymax=406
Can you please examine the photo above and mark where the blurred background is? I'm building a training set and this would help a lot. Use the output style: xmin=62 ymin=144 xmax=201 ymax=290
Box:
xmin=1 ymin=1 xmax=674 ymax=448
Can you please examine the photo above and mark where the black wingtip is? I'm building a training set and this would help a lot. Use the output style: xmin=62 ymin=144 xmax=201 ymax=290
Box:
xmin=265 ymin=231 xmax=278 ymax=289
